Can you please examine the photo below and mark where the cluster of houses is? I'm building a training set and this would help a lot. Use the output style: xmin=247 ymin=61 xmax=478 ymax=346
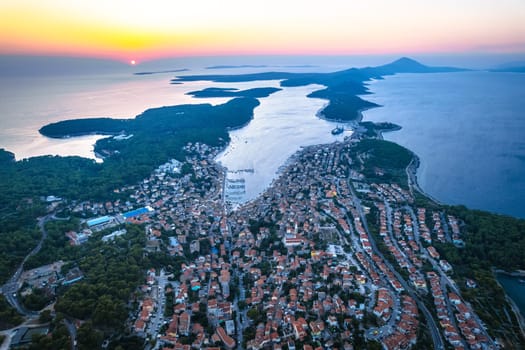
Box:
xmin=427 ymin=271 xmax=492 ymax=349
xmin=63 ymin=137 xmax=495 ymax=349
xmin=222 ymin=142 xmax=422 ymax=348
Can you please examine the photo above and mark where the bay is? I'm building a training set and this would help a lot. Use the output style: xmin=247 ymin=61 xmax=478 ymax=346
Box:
xmin=0 ymin=72 xmax=263 ymax=160
xmin=216 ymin=84 xmax=350 ymax=204
xmin=0 ymin=58 xmax=347 ymax=161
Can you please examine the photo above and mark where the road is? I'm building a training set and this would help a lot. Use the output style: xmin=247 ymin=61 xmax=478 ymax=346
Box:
xmin=64 ymin=318 xmax=77 ymax=350
xmin=233 ymin=270 xmax=246 ymax=350
xmin=0 ymin=328 xmax=15 ymax=350
xmin=148 ymin=269 xmax=168 ymax=343
xmin=0 ymin=213 xmax=79 ymax=350
xmin=348 ymin=181 xmax=445 ymax=350
xmin=1 ymin=214 xmax=54 ymax=316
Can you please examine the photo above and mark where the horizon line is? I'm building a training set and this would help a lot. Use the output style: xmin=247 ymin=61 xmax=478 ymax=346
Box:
xmin=1 ymin=50 xmax=525 ymax=63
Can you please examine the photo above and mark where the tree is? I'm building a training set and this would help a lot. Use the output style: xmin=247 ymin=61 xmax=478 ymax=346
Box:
xmin=39 ymin=310 xmax=52 ymax=323
xmin=76 ymin=321 xmax=103 ymax=350
xmin=92 ymin=295 xmax=127 ymax=329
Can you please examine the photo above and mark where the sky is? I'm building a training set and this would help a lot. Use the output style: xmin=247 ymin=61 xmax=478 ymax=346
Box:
xmin=1 ymin=0 xmax=524 ymax=63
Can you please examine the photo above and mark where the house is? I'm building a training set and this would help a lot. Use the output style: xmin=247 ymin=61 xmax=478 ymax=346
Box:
xmin=216 ymin=326 xmax=236 ymax=349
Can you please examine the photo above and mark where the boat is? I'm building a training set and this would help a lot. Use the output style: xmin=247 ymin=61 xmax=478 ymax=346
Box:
xmin=331 ymin=126 xmax=344 ymax=135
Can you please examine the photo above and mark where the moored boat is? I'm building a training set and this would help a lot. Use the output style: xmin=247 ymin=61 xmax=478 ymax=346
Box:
xmin=331 ymin=126 xmax=344 ymax=135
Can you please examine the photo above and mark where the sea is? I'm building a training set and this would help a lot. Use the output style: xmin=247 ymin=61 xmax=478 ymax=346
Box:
xmin=362 ymin=71 xmax=525 ymax=219
xmin=0 ymin=57 xmax=350 ymax=162
xmin=0 ymin=72 xmax=239 ymax=161
xmin=2 ymin=61 xmax=524 ymax=215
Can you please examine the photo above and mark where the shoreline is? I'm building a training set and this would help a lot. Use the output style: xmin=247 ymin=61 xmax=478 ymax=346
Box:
xmin=375 ymin=123 xmax=402 ymax=140
xmin=493 ymin=271 xmax=525 ymax=338
xmin=401 ymin=135 xmax=525 ymax=335
xmin=403 ymin=141 xmax=525 ymax=337
xmin=405 ymin=154 xmax=443 ymax=205
xmin=493 ymin=269 xmax=525 ymax=277
xmin=315 ymin=105 xmax=375 ymax=125
xmin=40 ymin=131 xmax=118 ymax=139
xmin=362 ymin=94 xmax=525 ymax=336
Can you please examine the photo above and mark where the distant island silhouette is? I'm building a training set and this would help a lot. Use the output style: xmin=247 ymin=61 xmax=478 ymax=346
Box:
xmin=33 ymin=58 xmax=466 ymax=203
xmin=186 ymin=87 xmax=281 ymax=98
xmin=172 ymin=57 xmax=466 ymax=122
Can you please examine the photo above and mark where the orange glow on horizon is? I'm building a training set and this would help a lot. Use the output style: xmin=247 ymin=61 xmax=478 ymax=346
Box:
xmin=0 ymin=0 xmax=524 ymax=61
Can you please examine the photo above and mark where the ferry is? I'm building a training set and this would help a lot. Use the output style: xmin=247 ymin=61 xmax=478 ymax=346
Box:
xmin=331 ymin=126 xmax=344 ymax=135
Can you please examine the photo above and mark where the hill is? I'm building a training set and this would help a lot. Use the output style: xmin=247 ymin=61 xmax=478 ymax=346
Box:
xmin=370 ymin=57 xmax=468 ymax=74
xmin=172 ymin=57 xmax=465 ymax=121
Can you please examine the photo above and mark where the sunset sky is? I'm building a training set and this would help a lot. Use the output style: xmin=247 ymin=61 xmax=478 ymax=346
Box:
xmin=1 ymin=0 xmax=524 ymax=63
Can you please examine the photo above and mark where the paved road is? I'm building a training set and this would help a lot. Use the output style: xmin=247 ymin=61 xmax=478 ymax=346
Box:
xmin=348 ymin=182 xmax=445 ymax=350
xmin=233 ymin=271 xmax=245 ymax=350
xmin=0 ymin=213 xmax=80 ymax=350
xmin=0 ymin=329 xmax=15 ymax=350
xmin=64 ymin=318 xmax=77 ymax=350
xmin=1 ymin=214 xmax=54 ymax=315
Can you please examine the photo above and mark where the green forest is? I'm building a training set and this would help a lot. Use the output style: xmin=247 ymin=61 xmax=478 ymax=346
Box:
xmin=1 ymin=97 xmax=258 ymax=206
xmin=186 ymin=86 xmax=281 ymax=98
xmin=443 ymin=205 xmax=525 ymax=272
xmin=0 ymin=97 xmax=257 ymax=286
xmin=352 ymin=138 xmax=414 ymax=185
xmin=0 ymin=295 xmax=23 ymax=330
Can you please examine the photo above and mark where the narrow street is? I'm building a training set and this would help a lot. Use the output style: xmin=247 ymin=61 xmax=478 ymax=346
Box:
xmin=348 ymin=180 xmax=445 ymax=350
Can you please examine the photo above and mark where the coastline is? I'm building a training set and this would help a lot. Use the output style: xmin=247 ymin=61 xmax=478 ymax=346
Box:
xmin=225 ymin=119 xmax=252 ymax=132
xmin=494 ymin=271 xmax=525 ymax=338
xmin=493 ymin=269 xmax=525 ymax=277
xmin=405 ymin=154 xmax=443 ymax=205
xmin=404 ymin=141 xmax=525 ymax=338
xmin=41 ymin=131 xmax=117 ymax=139
xmin=362 ymin=81 xmax=525 ymax=341
xmin=403 ymin=138 xmax=525 ymax=337
xmin=315 ymin=105 xmax=375 ymax=125
xmin=374 ymin=123 xmax=402 ymax=140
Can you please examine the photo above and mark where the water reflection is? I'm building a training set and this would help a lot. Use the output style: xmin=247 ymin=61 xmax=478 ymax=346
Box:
xmin=216 ymin=84 xmax=351 ymax=204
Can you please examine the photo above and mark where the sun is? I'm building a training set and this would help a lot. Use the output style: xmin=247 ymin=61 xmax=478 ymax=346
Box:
xmin=130 ymin=59 xmax=136 ymax=65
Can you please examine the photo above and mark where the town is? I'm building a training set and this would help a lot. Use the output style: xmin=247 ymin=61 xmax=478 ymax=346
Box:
xmin=1 ymin=138 xmax=505 ymax=350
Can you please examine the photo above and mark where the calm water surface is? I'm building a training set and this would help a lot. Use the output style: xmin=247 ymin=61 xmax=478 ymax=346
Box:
xmin=363 ymin=72 xmax=525 ymax=219
xmin=0 ymin=73 xmax=272 ymax=160
xmin=216 ymin=84 xmax=349 ymax=203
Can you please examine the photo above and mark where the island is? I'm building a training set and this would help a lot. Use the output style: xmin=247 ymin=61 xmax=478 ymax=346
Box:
xmin=0 ymin=58 xmax=523 ymax=350
xmin=133 ymin=68 xmax=190 ymax=75
xmin=206 ymin=65 xmax=270 ymax=69
xmin=186 ymin=87 xmax=282 ymax=98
